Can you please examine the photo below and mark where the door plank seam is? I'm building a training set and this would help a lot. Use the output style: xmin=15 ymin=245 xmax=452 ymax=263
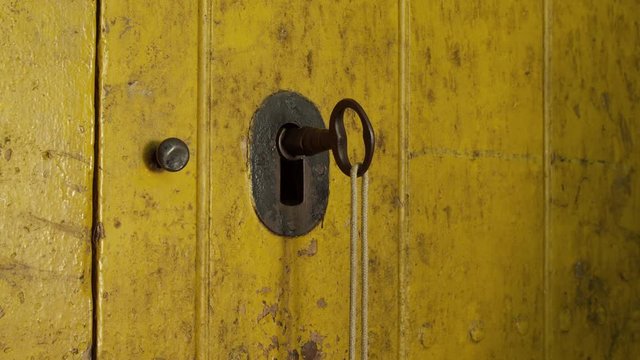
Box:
xmin=91 ymin=0 xmax=104 ymax=358
xmin=543 ymin=0 xmax=552 ymax=358
xmin=398 ymin=0 xmax=410 ymax=358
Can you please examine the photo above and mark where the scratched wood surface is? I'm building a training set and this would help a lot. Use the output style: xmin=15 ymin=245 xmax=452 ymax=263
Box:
xmin=0 ymin=1 xmax=95 ymax=358
xmin=93 ymin=0 xmax=640 ymax=359
xmin=546 ymin=0 xmax=640 ymax=358
xmin=0 ymin=0 xmax=631 ymax=358
xmin=94 ymin=1 xmax=199 ymax=358
xmin=403 ymin=1 xmax=545 ymax=358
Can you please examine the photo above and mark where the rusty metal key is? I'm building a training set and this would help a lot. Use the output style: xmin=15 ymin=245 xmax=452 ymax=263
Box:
xmin=277 ymin=99 xmax=375 ymax=177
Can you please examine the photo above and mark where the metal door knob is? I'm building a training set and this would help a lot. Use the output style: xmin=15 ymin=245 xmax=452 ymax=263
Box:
xmin=155 ymin=138 xmax=190 ymax=172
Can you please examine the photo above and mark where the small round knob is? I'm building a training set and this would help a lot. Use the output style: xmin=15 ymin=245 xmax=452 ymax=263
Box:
xmin=156 ymin=138 xmax=190 ymax=172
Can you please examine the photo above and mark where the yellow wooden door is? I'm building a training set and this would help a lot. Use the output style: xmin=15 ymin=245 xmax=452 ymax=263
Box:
xmin=0 ymin=1 xmax=96 ymax=358
xmin=1 ymin=0 xmax=638 ymax=359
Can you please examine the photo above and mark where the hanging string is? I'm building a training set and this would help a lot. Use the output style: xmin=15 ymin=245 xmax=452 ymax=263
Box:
xmin=349 ymin=164 xmax=358 ymax=360
xmin=361 ymin=166 xmax=369 ymax=360
xmin=350 ymin=164 xmax=369 ymax=360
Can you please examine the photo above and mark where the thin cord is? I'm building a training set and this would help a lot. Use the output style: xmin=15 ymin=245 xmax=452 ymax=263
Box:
xmin=361 ymin=170 xmax=369 ymax=360
xmin=350 ymin=164 xmax=359 ymax=360
xmin=350 ymin=164 xmax=369 ymax=360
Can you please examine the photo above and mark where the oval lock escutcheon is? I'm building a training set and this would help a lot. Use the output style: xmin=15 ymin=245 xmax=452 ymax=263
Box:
xmin=250 ymin=91 xmax=329 ymax=237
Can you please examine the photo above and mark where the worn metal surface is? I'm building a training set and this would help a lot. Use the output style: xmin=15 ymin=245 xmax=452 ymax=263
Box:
xmin=156 ymin=137 xmax=190 ymax=172
xmin=328 ymin=99 xmax=376 ymax=177
xmin=94 ymin=0 xmax=199 ymax=358
xmin=250 ymin=91 xmax=329 ymax=237
xmin=546 ymin=0 xmax=640 ymax=358
xmin=0 ymin=1 xmax=95 ymax=358
xmin=279 ymin=98 xmax=375 ymax=177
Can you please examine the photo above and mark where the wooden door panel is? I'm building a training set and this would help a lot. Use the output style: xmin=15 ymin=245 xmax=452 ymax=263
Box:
xmin=95 ymin=1 xmax=199 ymax=358
xmin=207 ymin=1 xmax=400 ymax=358
xmin=405 ymin=1 xmax=544 ymax=357
xmin=0 ymin=1 xmax=96 ymax=358
xmin=89 ymin=0 xmax=640 ymax=359
xmin=547 ymin=0 xmax=640 ymax=358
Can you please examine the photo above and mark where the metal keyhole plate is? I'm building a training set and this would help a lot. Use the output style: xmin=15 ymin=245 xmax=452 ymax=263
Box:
xmin=250 ymin=91 xmax=329 ymax=236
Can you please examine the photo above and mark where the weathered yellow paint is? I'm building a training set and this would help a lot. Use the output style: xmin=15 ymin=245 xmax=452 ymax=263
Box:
xmin=547 ymin=0 xmax=640 ymax=358
xmin=402 ymin=0 xmax=639 ymax=358
xmin=3 ymin=0 xmax=637 ymax=359
xmin=0 ymin=1 xmax=95 ymax=358
xmin=94 ymin=0 xmax=199 ymax=358
xmin=94 ymin=0 xmax=640 ymax=358
xmin=206 ymin=1 xmax=400 ymax=358
xmin=404 ymin=1 xmax=545 ymax=358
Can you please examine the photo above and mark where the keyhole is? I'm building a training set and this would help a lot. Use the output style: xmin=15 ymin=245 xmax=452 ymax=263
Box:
xmin=278 ymin=124 xmax=304 ymax=206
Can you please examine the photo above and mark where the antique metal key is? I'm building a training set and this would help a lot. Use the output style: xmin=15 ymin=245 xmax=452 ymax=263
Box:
xmin=277 ymin=98 xmax=375 ymax=177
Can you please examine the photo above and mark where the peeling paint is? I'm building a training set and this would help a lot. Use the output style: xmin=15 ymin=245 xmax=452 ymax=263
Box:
xmin=297 ymin=239 xmax=318 ymax=257
xmin=301 ymin=340 xmax=321 ymax=360
xmin=257 ymin=302 xmax=279 ymax=323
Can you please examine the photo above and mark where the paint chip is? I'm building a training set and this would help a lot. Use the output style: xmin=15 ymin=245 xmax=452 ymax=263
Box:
xmin=297 ymin=239 xmax=317 ymax=257
xmin=257 ymin=302 xmax=278 ymax=322
xmin=316 ymin=298 xmax=327 ymax=309
xmin=468 ymin=320 xmax=485 ymax=343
